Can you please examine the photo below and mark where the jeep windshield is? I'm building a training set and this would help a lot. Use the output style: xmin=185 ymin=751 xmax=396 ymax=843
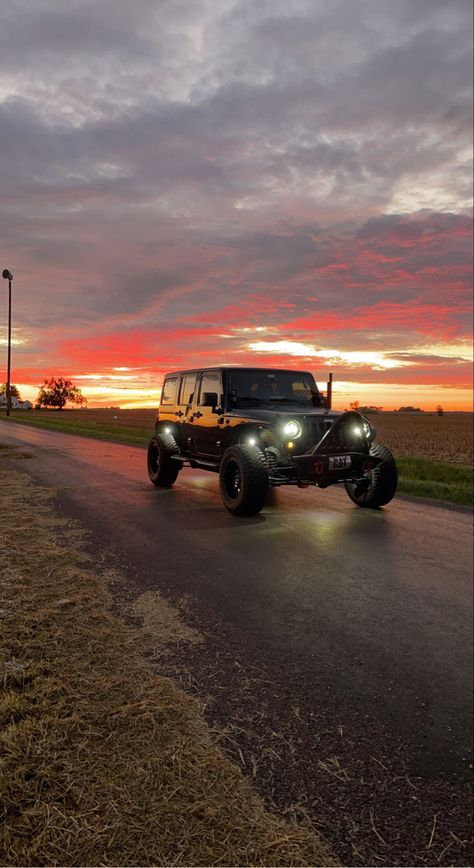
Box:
xmin=228 ymin=369 xmax=322 ymax=409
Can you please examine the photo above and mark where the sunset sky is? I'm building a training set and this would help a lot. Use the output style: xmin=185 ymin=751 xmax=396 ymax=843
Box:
xmin=0 ymin=0 xmax=472 ymax=410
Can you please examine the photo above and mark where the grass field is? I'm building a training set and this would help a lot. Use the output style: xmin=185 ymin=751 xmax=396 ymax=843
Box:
xmin=1 ymin=407 xmax=472 ymax=506
xmin=0 ymin=407 xmax=154 ymax=445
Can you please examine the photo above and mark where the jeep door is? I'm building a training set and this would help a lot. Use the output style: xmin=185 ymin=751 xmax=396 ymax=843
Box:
xmin=177 ymin=372 xmax=198 ymax=452
xmin=190 ymin=370 xmax=223 ymax=458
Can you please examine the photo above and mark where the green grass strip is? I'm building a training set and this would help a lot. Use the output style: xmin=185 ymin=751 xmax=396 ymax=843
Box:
xmin=0 ymin=412 xmax=150 ymax=446
xmin=397 ymin=456 xmax=473 ymax=507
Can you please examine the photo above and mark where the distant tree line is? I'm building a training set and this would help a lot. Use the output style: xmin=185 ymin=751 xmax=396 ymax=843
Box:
xmin=347 ymin=400 xmax=444 ymax=416
xmin=349 ymin=401 xmax=384 ymax=413
xmin=395 ymin=406 xmax=444 ymax=415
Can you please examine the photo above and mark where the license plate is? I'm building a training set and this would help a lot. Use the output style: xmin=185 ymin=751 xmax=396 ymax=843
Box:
xmin=329 ymin=454 xmax=351 ymax=470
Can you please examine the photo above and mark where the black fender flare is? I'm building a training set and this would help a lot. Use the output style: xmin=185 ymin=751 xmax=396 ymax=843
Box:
xmin=221 ymin=422 xmax=272 ymax=452
xmin=155 ymin=420 xmax=184 ymax=451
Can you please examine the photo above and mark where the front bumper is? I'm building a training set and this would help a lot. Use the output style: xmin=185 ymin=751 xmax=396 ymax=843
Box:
xmin=267 ymin=450 xmax=381 ymax=486
xmin=291 ymin=450 xmax=380 ymax=485
xmin=266 ymin=410 xmax=380 ymax=487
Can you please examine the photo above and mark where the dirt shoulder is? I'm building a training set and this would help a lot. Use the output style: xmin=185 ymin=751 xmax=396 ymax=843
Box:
xmin=0 ymin=445 xmax=338 ymax=867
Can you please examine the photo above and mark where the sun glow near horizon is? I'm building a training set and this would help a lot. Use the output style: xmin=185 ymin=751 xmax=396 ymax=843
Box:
xmin=16 ymin=382 xmax=473 ymax=412
xmin=15 ymin=357 xmax=473 ymax=413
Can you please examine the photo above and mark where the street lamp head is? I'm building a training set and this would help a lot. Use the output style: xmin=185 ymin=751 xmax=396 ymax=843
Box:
xmin=2 ymin=269 xmax=13 ymax=280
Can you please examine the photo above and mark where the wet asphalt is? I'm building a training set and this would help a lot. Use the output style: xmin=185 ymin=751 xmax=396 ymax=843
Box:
xmin=1 ymin=421 xmax=473 ymax=865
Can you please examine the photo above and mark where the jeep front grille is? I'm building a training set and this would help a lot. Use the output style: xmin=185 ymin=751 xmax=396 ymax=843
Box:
xmin=310 ymin=418 xmax=334 ymax=447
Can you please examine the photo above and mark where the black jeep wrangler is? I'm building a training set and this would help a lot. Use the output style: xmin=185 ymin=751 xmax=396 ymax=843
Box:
xmin=147 ymin=367 xmax=398 ymax=516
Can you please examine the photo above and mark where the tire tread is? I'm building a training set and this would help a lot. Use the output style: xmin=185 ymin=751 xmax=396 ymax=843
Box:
xmin=345 ymin=443 xmax=398 ymax=508
xmin=147 ymin=434 xmax=181 ymax=487
xmin=220 ymin=445 xmax=269 ymax=516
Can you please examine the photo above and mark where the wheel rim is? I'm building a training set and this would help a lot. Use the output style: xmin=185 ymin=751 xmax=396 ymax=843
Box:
xmin=223 ymin=459 xmax=241 ymax=500
xmin=354 ymin=475 xmax=371 ymax=495
xmin=149 ymin=443 xmax=161 ymax=475
xmin=347 ymin=474 xmax=371 ymax=502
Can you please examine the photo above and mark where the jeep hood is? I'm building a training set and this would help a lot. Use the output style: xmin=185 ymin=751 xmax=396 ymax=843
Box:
xmin=227 ymin=407 xmax=341 ymax=423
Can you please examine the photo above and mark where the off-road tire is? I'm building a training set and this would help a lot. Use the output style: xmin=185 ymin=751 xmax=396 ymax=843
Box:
xmin=344 ymin=444 xmax=398 ymax=508
xmin=219 ymin=445 xmax=269 ymax=516
xmin=147 ymin=434 xmax=181 ymax=487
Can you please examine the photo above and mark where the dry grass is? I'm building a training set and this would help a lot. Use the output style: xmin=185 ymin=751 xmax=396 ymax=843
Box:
xmin=132 ymin=591 xmax=203 ymax=648
xmin=0 ymin=447 xmax=338 ymax=867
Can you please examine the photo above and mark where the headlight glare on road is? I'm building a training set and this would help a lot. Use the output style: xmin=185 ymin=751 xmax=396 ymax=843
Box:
xmin=283 ymin=420 xmax=302 ymax=439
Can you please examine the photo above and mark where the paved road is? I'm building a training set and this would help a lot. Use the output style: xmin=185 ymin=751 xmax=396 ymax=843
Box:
xmin=2 ymin=421 xmax=473 ymax=865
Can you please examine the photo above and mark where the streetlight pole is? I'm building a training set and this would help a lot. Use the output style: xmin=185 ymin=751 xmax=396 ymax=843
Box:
xmin=2 ymin=269 xmax=13 ymax=417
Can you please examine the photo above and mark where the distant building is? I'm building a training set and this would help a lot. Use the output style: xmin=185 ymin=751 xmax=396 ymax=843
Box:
xmin=0 ymin=394 xmax=33 ymax=410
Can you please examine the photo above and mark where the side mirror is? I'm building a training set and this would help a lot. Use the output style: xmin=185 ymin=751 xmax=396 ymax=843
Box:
xmin=202 ymin=391 xmax=218 ymax=408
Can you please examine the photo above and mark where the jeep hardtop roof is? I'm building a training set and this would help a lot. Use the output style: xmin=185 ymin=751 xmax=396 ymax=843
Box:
xmin=163 ymin=366 xmax=314 ymax=376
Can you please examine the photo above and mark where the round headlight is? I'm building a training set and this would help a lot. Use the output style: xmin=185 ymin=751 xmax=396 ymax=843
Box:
xmin=353 ymin=420 xmax=372 ymax=439
xmin=283 ymin=420 xmax=302 ymax=439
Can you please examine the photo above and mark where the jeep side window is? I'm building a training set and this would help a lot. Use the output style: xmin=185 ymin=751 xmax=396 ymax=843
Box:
xmin=198 ymin=371 xmax=222 ymax=406
xmin=161 ymin=376 xmax=178 ymax=405
xmin=179 ymin=374 xmax=196 ymax=406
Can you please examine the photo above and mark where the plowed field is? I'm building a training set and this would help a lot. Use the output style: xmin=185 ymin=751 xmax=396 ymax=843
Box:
xmin=372 ymin=412 xmax=473 ymax=464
